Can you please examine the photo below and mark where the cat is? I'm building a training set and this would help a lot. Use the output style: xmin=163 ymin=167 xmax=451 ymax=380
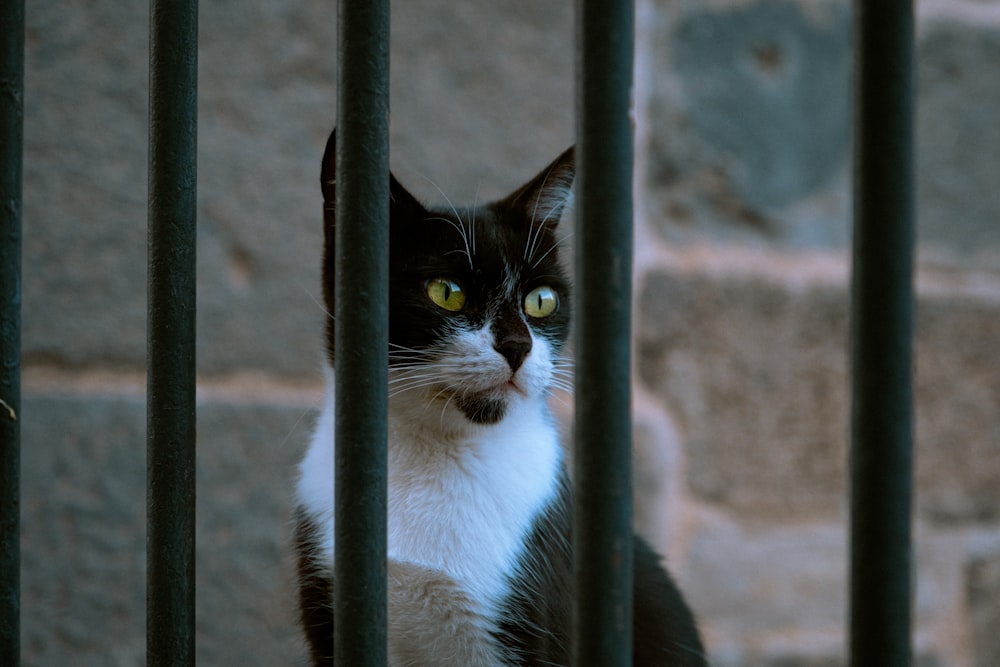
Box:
xmin=293 ymin=128 xmax=707 ymax=666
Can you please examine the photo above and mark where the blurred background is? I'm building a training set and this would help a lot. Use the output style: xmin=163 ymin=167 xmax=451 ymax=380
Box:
xmin=19 ymin=0 xmax=1000 ymax=664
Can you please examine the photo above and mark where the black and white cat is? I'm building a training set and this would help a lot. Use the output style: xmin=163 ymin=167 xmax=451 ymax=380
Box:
xmin=294 ymin=129 xmax=707 ymax=666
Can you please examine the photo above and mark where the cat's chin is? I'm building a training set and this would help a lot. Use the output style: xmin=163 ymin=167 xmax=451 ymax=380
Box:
xmin=456 ymin=395 xmax=508 ymax=425
xmin=450 ymin=380 xmax=527 ymax=424
xmin=443 ymin=379 xmax=530 ymax=425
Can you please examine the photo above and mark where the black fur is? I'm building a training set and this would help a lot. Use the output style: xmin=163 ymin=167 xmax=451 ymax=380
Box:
xmin=496 ymin=471 xmax=707 ymax=666
xmin=294 ymin=509 xmax=334 ymax=665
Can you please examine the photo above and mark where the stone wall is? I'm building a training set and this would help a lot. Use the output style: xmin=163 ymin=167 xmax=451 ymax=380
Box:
xmin=19 ymin=0 xmax=1000 ymax=664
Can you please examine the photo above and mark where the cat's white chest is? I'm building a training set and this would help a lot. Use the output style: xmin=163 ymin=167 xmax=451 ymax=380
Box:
xmin=295 ymin=380 xmax=563 ymax=612
xmin=385 ymin=404 xmax=561 ymax=609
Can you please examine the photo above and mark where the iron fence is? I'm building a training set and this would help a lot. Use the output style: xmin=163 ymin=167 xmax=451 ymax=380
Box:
xmin=0 ymin=0 xmax=914 ymax=664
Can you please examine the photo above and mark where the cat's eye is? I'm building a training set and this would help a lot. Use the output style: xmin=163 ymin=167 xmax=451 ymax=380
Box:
xmin=524 ymin=286 xmax=559 ymax=318
xmin=426 ymin=278 xmax=466 ymax=312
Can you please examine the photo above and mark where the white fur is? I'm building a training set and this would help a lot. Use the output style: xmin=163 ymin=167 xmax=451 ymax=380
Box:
xmin=295 ymin=323 xmax=564 ymax=617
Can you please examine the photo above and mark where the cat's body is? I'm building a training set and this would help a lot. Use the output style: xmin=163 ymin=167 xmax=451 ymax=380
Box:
xmin=294 ymin=129 xmax=707 ymax=666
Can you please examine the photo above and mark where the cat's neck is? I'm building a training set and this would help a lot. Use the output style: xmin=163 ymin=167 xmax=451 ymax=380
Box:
xmin=298 ymin=364 xmax=565 ymax=608
xmin=384 ymin=385 xmax=563 ymax=606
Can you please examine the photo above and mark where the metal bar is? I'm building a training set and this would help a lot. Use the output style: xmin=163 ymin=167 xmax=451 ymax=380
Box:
xmin=573 ymin=0 xmax=635 ymax=664
xmin=849 ymin=0 xmax=915 ymax=665
xmin=0 ymin=0 xmax=25 ymax=663
xmin=146 ymin=0 xmax=198 ymax=664
xmin=333 ymin=0 xmax=390 ymax=664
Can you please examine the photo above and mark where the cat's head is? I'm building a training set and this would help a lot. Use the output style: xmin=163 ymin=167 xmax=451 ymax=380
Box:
xmin=320 ymin=129 xmax=574 ymax=426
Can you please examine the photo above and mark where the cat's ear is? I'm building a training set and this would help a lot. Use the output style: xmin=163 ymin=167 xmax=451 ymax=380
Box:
xmin=320 ymin=127 xmax=425 ymax=241
xmin=502 ymin=145 xmax=575 ymax=228
xmin=321 ymin=128 xmax=337 ymax=239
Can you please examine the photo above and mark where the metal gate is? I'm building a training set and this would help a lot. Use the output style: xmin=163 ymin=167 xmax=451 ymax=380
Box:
xmin=0 ymin=0 xmax=915 ymax=664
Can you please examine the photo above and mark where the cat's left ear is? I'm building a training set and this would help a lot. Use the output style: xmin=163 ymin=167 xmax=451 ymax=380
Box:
xmin=320 ymin=127 xmax=425 ymax=243
xmin=502 ymin=145 xmax=575 ymax=228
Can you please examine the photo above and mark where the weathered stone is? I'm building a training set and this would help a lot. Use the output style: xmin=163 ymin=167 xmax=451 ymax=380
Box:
xmin=637 ymin=265 xmax=1000 ymax=523
xmin=643 ymin=0 xmax=852 ymax=247
xmin=685 ymin=517 xmax=958 ymax=666
xmin=967 ymin=549 xmax=1000 ymax=667
xmin=637 ymin=268 xmax=849 ymax=520
xmin=760 ymin=653 xmax=942 ymax=667
xmin=669 ymin=0 xmax=851 ymax=209
xmin=643 ymin=2 xmax=1000 ymax=267
xmin=917 ymin=22 xmax=1000 ymax=265
xmin=915 ymin=293 xmax=1000 ymax=523
xmin=632 ymin=412 xmax=684 ymax=547
xmin=20 ymin=392 xmax=311 ymax=665
xmin=684 ymin=522 xmax=847 ymax=638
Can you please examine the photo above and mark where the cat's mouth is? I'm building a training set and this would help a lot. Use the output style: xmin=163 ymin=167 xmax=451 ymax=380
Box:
xmin=438 ymin=377 xmax=525 ymax=403
xmin=502 ymin=378 xmax=527 ymax=397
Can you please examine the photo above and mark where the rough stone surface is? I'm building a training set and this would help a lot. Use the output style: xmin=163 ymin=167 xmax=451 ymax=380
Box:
xmin=669 ymin=0 xmax=851 ymax=209
xmin=967 ymin=549 xmax=1000 ymax=667
xmin=20 ymin=393 xmax=310 ymax=665
xmin=642 ymin=0 xmax=1000 ymax=270
xmin=643 ymin=0 xmax=852 ymax=248
xmin=915 ymin=292 xmax=1000 ymax=523
xmin=685 ymin=522 xmax=847 ymax=641
xmin=636 ymin=268 xmax=850 ymax=521
xmin=637 ymin=265 xmax=1000 ymax=526
xmin=917 ymin=22 xmax=1000 ymax=266
xmin=685 ymin=517 xmax=961 ymax=666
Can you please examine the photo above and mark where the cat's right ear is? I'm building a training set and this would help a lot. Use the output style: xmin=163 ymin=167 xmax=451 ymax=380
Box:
xmin=321 ymin=128 xmax=337 ymax=242
xmin=321 ymin=127 xmax=424 ymax=242
xmin=502 ymin=145 xmax=576 ymax=230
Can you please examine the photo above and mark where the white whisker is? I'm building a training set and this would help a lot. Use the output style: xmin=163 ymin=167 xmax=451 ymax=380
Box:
xmin=422 ymin=175 xmax=475 ymax=271
xmin=298 ymin=280 xmax=334 ymax=320
xmin=471 ymin=182 xmax=481 ymax=256
xmin=426 ymin=216 xmax=474 ymax=271
xmin=531 ymin=230 xmax=574 ymax=269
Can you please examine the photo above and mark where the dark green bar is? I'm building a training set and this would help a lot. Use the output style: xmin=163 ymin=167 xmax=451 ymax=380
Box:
xmin=1 ymin=0 xmax=24 ymax=663
xmin=333 ymin=1 xmax=389 ymax=665
xmin=849 ymin=1 xmax=915 ymax=665
xmin=147 ymin=0 xmax=198 ymax=664
xmin=573 ymin=0 xmax=635 ymax=665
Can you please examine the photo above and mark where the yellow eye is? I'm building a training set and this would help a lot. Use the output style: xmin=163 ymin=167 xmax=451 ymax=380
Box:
xmin=426 ymin=278 xmax=466 ymax=312
xmin=524 ymin=286 xmax=558 ymax=318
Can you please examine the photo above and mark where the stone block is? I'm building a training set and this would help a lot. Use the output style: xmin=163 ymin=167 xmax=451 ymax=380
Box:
xmin=917 ymin=22 xmax=1000 ymax=266
xmin=759 ymin=653 xmax=943 ymax=667
xmin=966 ymin=549 xmax=1000 ymax=667
xmin=632 ymin=408 xmax=685 ymax=548
xmin=914 ymin=293 xmax=1000 ymax=523
xmin=637 ymin=267 xmax=849 ymax=521
xmin=637 ymin=263 xmax=1000 ymax=523
xmin=643 ymin=0 xmax=852 ymax=248
xmin=20 ymin=392 xmax=313 ymax=665
xmin=642 ymin=1 xmax=1000 ymax=268
xmin=684 ymin=522 xmax=847 ymax=640
xmin=684 ymin=518 xmax=958 ymax=666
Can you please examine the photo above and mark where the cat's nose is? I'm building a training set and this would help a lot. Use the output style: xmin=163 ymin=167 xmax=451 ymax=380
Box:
xmin=495 ymin=335 xmax=531 ymax=373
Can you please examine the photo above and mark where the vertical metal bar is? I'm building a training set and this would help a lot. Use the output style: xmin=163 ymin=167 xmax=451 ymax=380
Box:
xmin=0 ymin=0 xmax=24 ymax=663
xmin=573 ymin=0 xmax=635 ymax=665
xmin=333 ymin=1 xmax=389 ymax=665
xmin=147 ymin=0 xmax=198 ymax=664
xmin=849 ymin=0 xmax=915 ymax=665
